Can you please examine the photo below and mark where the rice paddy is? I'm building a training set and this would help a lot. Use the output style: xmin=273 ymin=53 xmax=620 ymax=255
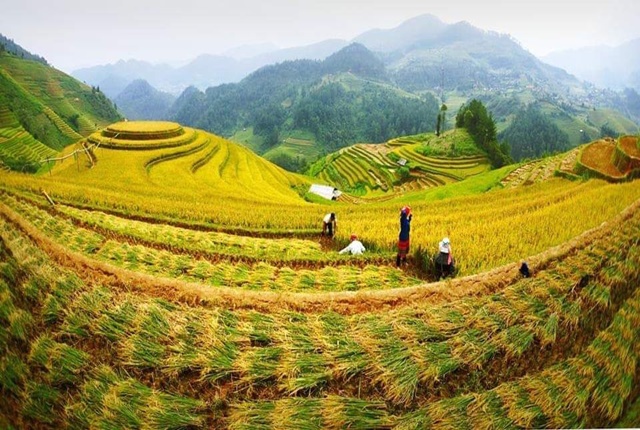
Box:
xmin=0 ymin=121 xmax=639 ymax=428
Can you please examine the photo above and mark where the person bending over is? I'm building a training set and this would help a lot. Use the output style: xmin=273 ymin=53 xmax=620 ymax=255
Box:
xmin=339 ymin=234 xmax=366 ymax=255
xmin=322 ymin=212 xmax=337 ymax=237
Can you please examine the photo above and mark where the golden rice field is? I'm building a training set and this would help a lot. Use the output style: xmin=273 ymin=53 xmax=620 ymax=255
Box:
xmin=1 ymin=121 xmax=640 ymax=428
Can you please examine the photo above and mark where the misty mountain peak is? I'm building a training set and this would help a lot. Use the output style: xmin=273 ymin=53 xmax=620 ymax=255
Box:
xmin=323 ymin=43 xmax=386 ymax=79
xmin=353 ymin=14 xmax=448 ymax=52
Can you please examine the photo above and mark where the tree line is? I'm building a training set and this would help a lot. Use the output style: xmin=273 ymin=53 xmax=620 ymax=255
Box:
xmin=455 ymin=99 xmax=511 ymax=167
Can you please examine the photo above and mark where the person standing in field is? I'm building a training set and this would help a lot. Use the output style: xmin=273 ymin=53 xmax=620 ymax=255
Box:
xmin=396 ymin=206 xmax=412 ymax=267
xmin=322 ymin=212 xmax=337 ymax=238
xmin=339 ymin=234 xmax=366 ymax=255
xmin=436 ymin=237 xmax=453 ymax=278
xmin=519 ymin=261 xmax=531 ymax=278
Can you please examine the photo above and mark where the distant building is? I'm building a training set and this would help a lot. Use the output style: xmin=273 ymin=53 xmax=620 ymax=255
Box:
xmin=397 ymin=158 xmax=407 ymax=166
xmin=309 ymin=184 xmax=341 ymax=200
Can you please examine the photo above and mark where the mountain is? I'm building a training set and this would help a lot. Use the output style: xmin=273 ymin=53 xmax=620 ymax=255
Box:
xmin=114 ymin=79 xmax=175 ymax=120
xmin=321 ymin=43 xmax=387 ymax=79
xmin=170 ymin=43 xmax=439 ymax=163
xmin=73 ymin=59 xmax=177 ymax=96
xmin=246 ymin=39 xmax=348 ymax=67
xmin=350 ymin=16 xmax=638 ymax=157
xmin=175 ymin=55 xmax=245 ymax=91
xmin=354 ymin=14 xmax=448 ymax=52
xmin=69 ymin=14 xmax=639 ymax=162
xmin=358 ymin=17 xmax=579 ymax=95
xmin=71 ymin=39 xmax=349 ymax=96
xmin=543 ymin=38 xmax=640 ymax=91
xmin=0 ymin=52 xmax=121 ymax=171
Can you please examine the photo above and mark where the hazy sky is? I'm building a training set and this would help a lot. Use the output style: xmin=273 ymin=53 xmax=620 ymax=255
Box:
xmin=1 ymin=0 xmax=639 ymax=73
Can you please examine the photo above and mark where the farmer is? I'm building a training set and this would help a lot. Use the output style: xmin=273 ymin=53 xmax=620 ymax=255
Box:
xmin=436 ymin=237 xmax=454 ymax=278
xmin=339 ymin=234 xmax=366 ymax=255
xmin=396 ymin=206 xmax=412 ymax=267
xmin=322 ymin=212 xmax=337 ymax=237
xmin=519 ymin=261 xmax=531 ymax=278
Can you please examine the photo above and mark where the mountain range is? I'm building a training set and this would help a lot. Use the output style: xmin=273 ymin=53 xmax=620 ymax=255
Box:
xmin=72 ymin=14 xmax=640 ymax=102
xmin=543 ymin=38 xmax=640 ymax=91
xmin=159 ymin=15 xmax=639 ymax=164
xmin=170 ymin=43 xmax=440 ymax=159
xmin=73 ymin=39 xmax=350 ymax=97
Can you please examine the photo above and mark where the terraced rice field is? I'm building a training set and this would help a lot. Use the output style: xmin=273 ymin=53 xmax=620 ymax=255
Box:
xmin=1 ymin=188 xmax=639 ymax=428
xmin=312 ymin=134 xmax=490 ymax=196
xmin=0 ymin=122 xmax=639 ymax=428
xmin=579 ymin=140 xmax=624 ymax=178
xmin=0 ymin=109 xmax=58 ymax=167
xmin=619 ymin=136 xmax=640 ymax=159
xmin=0 ymin=131 xmax=56 ymax=161
xmin=501 ymin=151 xmax=578 ymax=188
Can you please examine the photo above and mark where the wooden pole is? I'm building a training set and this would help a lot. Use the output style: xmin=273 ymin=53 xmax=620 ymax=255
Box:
xmin=41 ymin=189 xmax=55 ymax=206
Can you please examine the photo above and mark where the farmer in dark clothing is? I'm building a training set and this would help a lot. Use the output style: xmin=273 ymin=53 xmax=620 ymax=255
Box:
xmin=322 ymin=213 xmax=337 ymax=238
xmin=519 ymin=261 xmax=531 ymax=278
xmin=396 ymin=206 xmax=412 ymax=267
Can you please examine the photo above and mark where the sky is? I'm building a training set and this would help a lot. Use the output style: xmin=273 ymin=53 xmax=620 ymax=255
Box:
xmin=1 ymin=0 xmax=639 ymax=73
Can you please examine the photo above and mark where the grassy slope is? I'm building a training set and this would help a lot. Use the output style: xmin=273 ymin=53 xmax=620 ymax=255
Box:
xmin=587 ymin=108 xmax=640 ymax=135
xmin=0 ymin=55 xmax=120 ymax=131
xmin=390 ymin=165 xmax=514 ymax=203
xmin=0 ymin=53 xmax=120 ymax=168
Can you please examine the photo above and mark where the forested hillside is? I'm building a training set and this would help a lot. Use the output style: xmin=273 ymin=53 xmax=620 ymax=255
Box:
xmin=499 ymin=104 xmax=570 ymax=160
xmin=171 ymin=43 xmax=440 ymax=156
xmin=114 ymin=79 xmax=175 ymax=120
xmin=355 ymin=15 xmax=639 ymax=159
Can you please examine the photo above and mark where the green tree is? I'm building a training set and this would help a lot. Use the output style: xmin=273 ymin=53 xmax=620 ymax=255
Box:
xmin=456 ymin=99 xmax=510 ymax=167
xmin=436 ymin=103 xmax=448 ymax=136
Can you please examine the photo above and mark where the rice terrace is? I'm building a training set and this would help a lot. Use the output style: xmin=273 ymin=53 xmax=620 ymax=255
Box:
xmin=0 ymin=114 xmax=638 ymax=430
